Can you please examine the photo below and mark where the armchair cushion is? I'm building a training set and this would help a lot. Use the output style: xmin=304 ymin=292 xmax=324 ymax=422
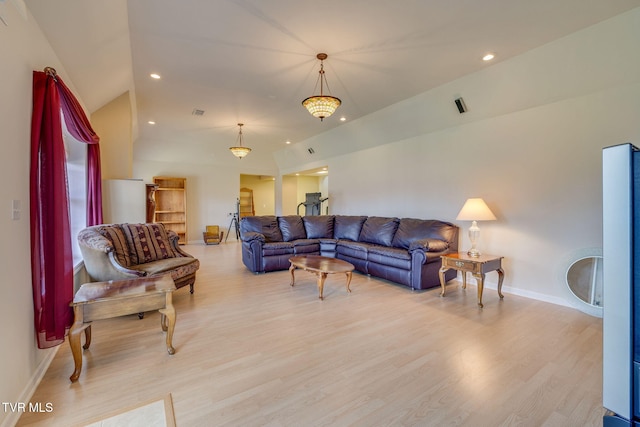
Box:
xmin=278 ymin=215 xmax=307 ymax=242
xmin=121 ymin=223 xmax=176 ymax=265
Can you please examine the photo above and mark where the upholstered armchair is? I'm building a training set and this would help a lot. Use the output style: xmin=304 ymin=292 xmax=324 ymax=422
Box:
xmin=78 ymin=223 xmax=200 ymax=293
xmin=203 ymin=225 xmax=222 ymax=245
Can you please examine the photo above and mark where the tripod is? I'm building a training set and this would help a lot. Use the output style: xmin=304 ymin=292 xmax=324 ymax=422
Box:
xmin=226 ymin=212 xmax=240 ymax=242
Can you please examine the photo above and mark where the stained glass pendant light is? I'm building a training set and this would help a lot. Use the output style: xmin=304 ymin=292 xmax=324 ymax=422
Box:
xmin=229 ymin=123 xmax=251 ymax=159
xmin=302 ymin=53 xmax=341 ymax=121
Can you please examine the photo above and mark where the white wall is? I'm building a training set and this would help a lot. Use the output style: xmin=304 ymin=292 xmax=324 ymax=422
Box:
xmin=276 ymin=8 xmax=640 ymax=308
xmin=0 ymin=3 xmax=75 ymax=426
xmin=102 ymin=179 xmax=146 ymax=224
xmin=92 ymin=91 xmax=133 ymax=180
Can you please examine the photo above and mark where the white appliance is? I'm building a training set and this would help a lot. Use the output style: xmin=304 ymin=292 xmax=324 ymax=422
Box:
xmin=602 ymin=143 xmax=639 ymax=426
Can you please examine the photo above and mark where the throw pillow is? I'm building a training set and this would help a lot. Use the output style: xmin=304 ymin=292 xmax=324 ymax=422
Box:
xmin=121 ymin=223 xmax=176 ymax=265
xmin=97 ymin=225 xmax=131 ymax=267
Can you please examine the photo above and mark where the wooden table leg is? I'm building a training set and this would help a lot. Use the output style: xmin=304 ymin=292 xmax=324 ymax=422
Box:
xmin=439 ymin=266 xmax=448 ymax=296
xmin=497 ymin=268 xmax=505 ymax=299
xmin=83 ymin=324 xmax=92 ymax=350
xmin=345 ymin=271 xmax=352 ymax=294
xmin=289 ymin=264 xmax=296 ymax=287
xmin=474 ymin=272 xmax=485 ymax=308
xmin=69 ymin=305 xmax=89 ymax=382
xmin=158 ymin=292 xmax=176 ymax=355
xmin=317 ymin=272 xmax=328 ymax=300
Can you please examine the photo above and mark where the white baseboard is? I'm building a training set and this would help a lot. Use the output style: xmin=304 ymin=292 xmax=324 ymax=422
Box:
xmin=1 ymin=346 xmax=58 ymax=427
xmin=451 ymin=275 xmax=572 ymax=309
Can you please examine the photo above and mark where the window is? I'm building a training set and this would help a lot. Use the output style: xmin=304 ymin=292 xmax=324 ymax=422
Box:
xmin=63 ymin=124 xmax=88 ymax=267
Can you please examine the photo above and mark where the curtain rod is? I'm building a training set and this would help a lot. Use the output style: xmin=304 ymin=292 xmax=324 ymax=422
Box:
xmin=44 ymin=66 xmax=57 ymax=81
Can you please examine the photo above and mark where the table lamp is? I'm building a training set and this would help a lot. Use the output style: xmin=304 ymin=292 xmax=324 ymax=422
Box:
xmin=456 ymin=198 xmax=496 ymax=257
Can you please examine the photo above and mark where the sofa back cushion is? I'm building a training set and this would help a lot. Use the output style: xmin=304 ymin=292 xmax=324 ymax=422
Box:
xmin=120 ymin=223 xmax=176 ymax=265
xmin=359 ymin=217 xmax=400 ymax=247
xmin=96 ymin=225 xmax=132 ymax=267
xmin=278 ymin=215 xmax=307 ymax=242
xmin=334 ymin=215 xmax=367 ymax=241
xmin=302 ymin=215 xmax=335 ymax=239
xmin=392 ymin=218 xmax=457 ymax=250
xmin=240 ymin=216 xmax=283 ymax=243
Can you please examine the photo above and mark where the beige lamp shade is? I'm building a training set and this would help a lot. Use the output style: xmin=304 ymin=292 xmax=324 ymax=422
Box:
xmin=456 ymin=198 xmax=496 ymax=221
xmin=456 ymin=198 xmax=496 ymax=257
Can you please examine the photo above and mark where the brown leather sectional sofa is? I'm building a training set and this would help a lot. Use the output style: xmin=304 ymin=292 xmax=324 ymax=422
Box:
xmin=240 ymin=215 xmax=458 ymax=290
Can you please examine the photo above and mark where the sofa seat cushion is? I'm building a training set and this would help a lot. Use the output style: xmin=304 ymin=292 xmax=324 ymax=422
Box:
xmin=334 ymin=216 xmax=367 ymax=241
xmin=128 ymin=256 xmax=199 ymax=276
xmin=240 ymin=216 xmax=283 ymax=243
xmin=121 ymin=223 xmax=176 ymax=265
xmin=303 ymin=215 xmax=335 ymax=238
xmin=293 ymin=239 xmax=320 ymax=254
xmin=367 ymin=246 xmax=411 ymax=270
xmin=359 ymin=217 xmax=400 ymax=247
xmin=262 ymin=241 xmax=294 ymax=256
xmin=278 ymin=215 xmax=307 ymax=241
xmin=336 ymin=240 xmax=371 ymax=260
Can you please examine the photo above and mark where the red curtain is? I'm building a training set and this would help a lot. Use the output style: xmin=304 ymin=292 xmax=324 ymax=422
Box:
xmin=30 ymin=68 xmax=103 ymax=348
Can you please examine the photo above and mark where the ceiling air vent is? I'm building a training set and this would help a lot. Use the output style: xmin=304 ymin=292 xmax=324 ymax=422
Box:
xmin=192 ymin=109 xmax=205 ymax=116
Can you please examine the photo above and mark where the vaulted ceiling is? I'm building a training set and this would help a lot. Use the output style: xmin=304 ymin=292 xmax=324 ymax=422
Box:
xmin=25 ymin=0 xmax=640 ymax=167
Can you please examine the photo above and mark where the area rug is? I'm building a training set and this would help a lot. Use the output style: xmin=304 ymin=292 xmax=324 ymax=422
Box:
xmin=81 ymin=394 xmax=176 ymax=426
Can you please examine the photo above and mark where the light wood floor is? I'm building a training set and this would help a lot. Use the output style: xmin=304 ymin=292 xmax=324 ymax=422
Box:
xmin=17 ymin=243 xmax=604 ymax=427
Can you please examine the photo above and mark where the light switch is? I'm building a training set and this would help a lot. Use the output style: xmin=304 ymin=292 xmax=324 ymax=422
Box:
xmin=11 ymin=199 xmax=20 ymax=220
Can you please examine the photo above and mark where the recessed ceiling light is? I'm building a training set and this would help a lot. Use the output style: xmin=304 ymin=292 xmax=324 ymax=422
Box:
xmin=148 ymin=121 xmax=156 ymax=125
xmin=286 ymin=140 xmax=291 ymax=144
xmin=482 ymin=53 xmax=495 ymax=61
xmin=150 ymin=73 xmax=161 ymax=79
xmin=340 ymin=117 xmax=346 ymax=122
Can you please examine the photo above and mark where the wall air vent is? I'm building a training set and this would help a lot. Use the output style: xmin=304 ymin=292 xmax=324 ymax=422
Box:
xmin=192 ymin=109 xmax=205 ymax=116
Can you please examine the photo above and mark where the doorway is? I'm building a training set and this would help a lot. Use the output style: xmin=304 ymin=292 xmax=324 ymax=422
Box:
xmin=239 ymin=174 xmax=275 ymax=215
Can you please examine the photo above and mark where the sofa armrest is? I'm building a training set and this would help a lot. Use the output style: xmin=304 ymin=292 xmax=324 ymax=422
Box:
xmin=166 ymin=230 xmax=196 ymax=257
xmin=79 ymin=240 xmax=145 ymax=282
xmin=408 ymin=238 xmax=449 ymax=253
xmin=241 ymin=231 xmax=265 ymax=244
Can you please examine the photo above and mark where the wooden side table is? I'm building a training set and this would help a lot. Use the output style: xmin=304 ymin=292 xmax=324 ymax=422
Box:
xmin=68 ymin=274 xmax=177 ymax=382
xmin=439 ymin=253 xmax=504 ymax=308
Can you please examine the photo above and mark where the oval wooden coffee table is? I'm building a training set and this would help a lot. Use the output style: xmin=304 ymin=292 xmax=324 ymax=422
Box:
xmin=288 ymin=255 xmax=354 ymax=300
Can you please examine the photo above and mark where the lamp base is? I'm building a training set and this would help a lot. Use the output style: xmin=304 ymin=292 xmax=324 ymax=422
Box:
xmin=467 ymin=249 xmax=481 ymax=257
xmin=467 ymin=221 xmax=481 ymax=258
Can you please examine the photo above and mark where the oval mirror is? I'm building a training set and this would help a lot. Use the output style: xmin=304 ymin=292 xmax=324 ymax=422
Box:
xmin=566 ymin=255 xmax=603 ymax=317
